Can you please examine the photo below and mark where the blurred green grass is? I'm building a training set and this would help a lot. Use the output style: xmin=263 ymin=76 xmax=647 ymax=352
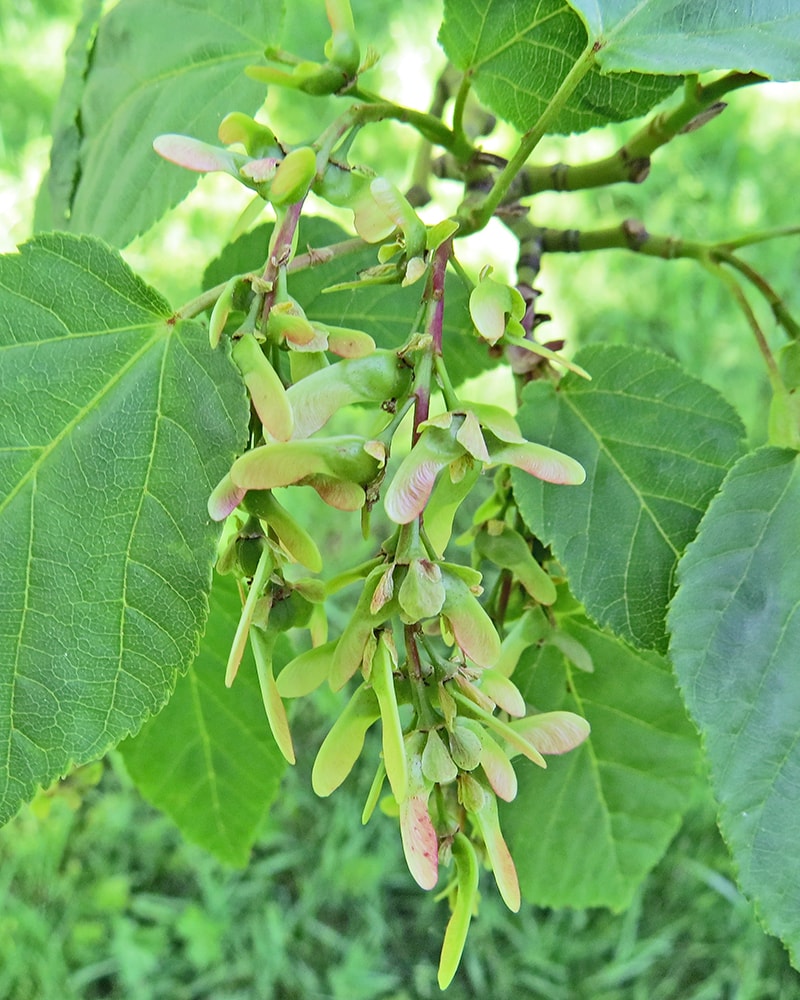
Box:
xmin=2 ymin=744 xmax=799 ymax=999
xmin=3 ymin=2 xmax=800 ymax=997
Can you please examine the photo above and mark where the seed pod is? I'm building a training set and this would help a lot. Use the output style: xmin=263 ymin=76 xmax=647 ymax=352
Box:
xmin=370 ymin=632 xmax=408 ymax=802
xmin=399 ymin=732 xmax=438 ymax=890
xmin=218 ymin=112 xmax=278 ymax=157
xmin=329 ymin=565 xmax=393 ymax=691
xmin=207 ymin=471 xmax=246 ymax=522
xmin=457 ymin=772 xmax=487 ymax=813
xmin=324 ymin=0 xmax=359 ymax=73
xmin=361 ymin=761 xmax=387 ymax=825
xmin=460 ymin=719 xmax=517 ymax=802
xmin=230 ymin=436 xmax=382 ymax=492
xmin=250 ymin=626 xmax=295 ymax=765
xmin=383 ymin=426 xmax=464 ymax=524
xmin=312 ymin=683 xmax=381 ymax=796
xmin=471 ymin=787 xmax=520 ymax=912
xmin=475 ymin=523 xmax=557 ymax=606
xmin=208 ymin=278 xmax=237 ymax=349
xmin=270 ymin=146 xmax=318 ymax=206
xmin=225 ymin=546 xmax=274 ymax=688
xmin=487 ymin=438 xmax=586 ymax=486
xmin=495 ymin=607 xmax=549 ymax=678
xmin=231 ymin=333 xmax=293 ymax=442
xmin=509 ymin=711 xmax=590 ymax=756
xmin=152 ymin=134 xmax=245 ymax=177
xmin=243 ymin=490 xmax=322 ymax=572
xmin=276 ymin=640 xmax=337 ymax=697
xmin=440 ymin=566 xmax=501 ymax=668
xmin=370 ymin=178 xmax=427 ymax=259
xmin=437 ymin=833 xmax=480 ymax=990
xmin=477 ymin=668 xmax=526 ymax=717
xmin=424 ymin=462 xmax=481 ymax=556
xmin=325 ymin=325 xmax=376 ymax=358
xmin=469 ymin=269 xmax=526 ymax=345
xmin=286 ymin=349 xmax=411 ymax=439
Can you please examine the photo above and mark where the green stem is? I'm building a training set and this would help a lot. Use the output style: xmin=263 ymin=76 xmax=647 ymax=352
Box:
xmin=511 ymin=217 xmax=800 ymax=347
xmin=174 ymin=237 xmax=370 ymax=320
xmin=510 ymin=219 xmax=710 ymax=262
xmin=463 ymin=42 xmax=596 ymax=232
xmin=705 ymin=261 xmax=783 ymax=387
xmin=717 ymin=252 xmax=800 ymax=341
xmin=346 ymin=92 xmax=472 ymax=158
xmin=451 ymin=75 xmax=472 ymax=151
xmin=434 ymin=354 xmax=460 ymax=411
xmin=717 ymin=225 xmax=800 ymax=252
xmin=289 ymin=236 xmax=367 ymax=273
xmin=515 ymin=70 xmax=767 ymax=196
xmin=174 ymin=281 xmax=232 ymax=321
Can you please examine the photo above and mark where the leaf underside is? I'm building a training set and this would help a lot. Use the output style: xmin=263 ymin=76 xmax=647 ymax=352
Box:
xmin=669 ymin=447 xmax=800 ymax=964
xmin=51 ymin=0 xmax=283 ymax=246
xmin=566 ymin=0 xmax=800 ymax=80
xmin=512 ymin=345 xmax=745 ymax=652
xmin=439 ymin=0 xmax=679 ymax=135
xmin=505 ymin=605 xmax=700 ymax=909
xmin=0 ymin=233 xmax=248 ymax=824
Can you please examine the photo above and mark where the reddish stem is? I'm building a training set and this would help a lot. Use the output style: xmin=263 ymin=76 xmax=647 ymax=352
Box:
xmin=261 ymin=199 xmax=306 ymax=322
xmin=429 ymin=238 xmax=451 ymax=356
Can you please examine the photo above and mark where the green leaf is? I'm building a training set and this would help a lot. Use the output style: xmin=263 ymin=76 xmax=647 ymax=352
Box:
xmin=52 ymin=0 xmax=283 ymax=245
xmin=44 ymin=0 xmax=104 ymax=230
xmin=438 ymin=0 xmax=679 ymax=135
xmin=669 ymin=447 xmax=800 ymax=962
xmin=204 ymin=219 xmax=498 ymax=387
xmin=566 ymin=0 xmax=800 ymax=80
xmin=512 ymin=345 xmax=745 ymax=651
xmin=119 ymin=574 xmax=290 ymax=866
xmin=0 ymin=233 xmax=248 ymax=825
xmin=505 ymin=607 xmax=700 ymax=909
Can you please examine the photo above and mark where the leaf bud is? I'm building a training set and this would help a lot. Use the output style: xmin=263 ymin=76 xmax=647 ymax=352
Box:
xmin=457 ymin=772 xmax=487 ymax=813
xmin=469 ymin=268 xmax=526 ymax=345
xmin=422 ymin=728 xmax=458 ymax=784
xmin=398 ymin=559 xmax=446 ymax=623
xmin=448 ymin=725 xmax=482 ymax=771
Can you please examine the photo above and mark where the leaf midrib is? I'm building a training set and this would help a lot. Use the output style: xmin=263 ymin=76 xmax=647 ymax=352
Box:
xmin=0 ymin=325 xmax=167 ymax=517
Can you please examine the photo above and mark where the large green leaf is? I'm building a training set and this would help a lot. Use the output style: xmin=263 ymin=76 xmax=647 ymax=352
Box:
xmin=566 ymin=0 xmax=800 ymax=80
xmin=669 ymin=447 xmax=800 ymax=963
xmin=512 ymin=345 xmax=745 ymax=651
xmin=438 ymin=0 xmax=678 ymax=135
xmin=52 ymin=0 xmax=282 ymax=246
xmin=0 ymin=233 xmax=248 ymax=825
xmin=32 ymin=0 xmax=105 ymax=233
xmin=119 ymin=574 xmax=289 ymax=866
xmin=204 ymin=219 xmax=498 ymax=388
xmin=505 ymin=605 xmax=700 ymax=909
